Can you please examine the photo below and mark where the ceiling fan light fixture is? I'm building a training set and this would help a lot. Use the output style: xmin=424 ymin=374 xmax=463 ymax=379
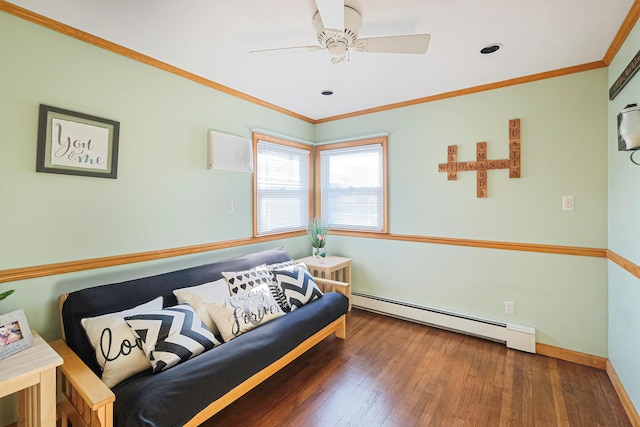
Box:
xmin=313 ymin=6 xmax=361 ymax=46
xmin=327 ymin=40 xmax=348 ymax=59
xmin=480 ymin=43 xmax=502 ymax=54
xmin=250 ymin=3 xmax=431 ymax=64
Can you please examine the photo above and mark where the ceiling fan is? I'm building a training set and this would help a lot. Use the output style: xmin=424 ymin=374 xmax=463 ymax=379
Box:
xmin=250 ymin=0 xmax=431 ymax=64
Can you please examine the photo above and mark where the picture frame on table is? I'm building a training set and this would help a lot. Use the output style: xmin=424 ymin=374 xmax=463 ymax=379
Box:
xmin=36 ymin=104 xmax=120 ymax=179
xmin=0 ymin=309 xmax=34 ymax=361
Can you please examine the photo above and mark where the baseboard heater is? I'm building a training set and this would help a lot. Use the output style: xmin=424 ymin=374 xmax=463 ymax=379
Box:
xmin=352 ymin=292 xmax=536 ymax=353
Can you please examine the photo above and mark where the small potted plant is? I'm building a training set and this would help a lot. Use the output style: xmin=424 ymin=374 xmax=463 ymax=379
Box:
xmin=308 ymin=217 xmax=328 ymax=262
xmin=0 ymin=289 xmax=14 ymax=303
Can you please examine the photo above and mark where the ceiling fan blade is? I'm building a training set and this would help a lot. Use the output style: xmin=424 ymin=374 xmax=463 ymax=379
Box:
xmin=356 ymin=34 xmax=431 ymax=54
xmin=249 ymin=45 xmax=323 ymax=56
xmin=315 ymin=0 xmax=344 ymax=30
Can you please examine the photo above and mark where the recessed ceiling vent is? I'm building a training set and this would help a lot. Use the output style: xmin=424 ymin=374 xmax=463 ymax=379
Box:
xmin=480 ymin=44 xmax=502 ymax=54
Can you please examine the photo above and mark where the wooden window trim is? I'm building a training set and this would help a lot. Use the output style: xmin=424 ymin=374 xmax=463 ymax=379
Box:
xmin=314 ymin=136 xmax=389 ymax=234
xmin=252 ymin=132 xmax=314 ymax=237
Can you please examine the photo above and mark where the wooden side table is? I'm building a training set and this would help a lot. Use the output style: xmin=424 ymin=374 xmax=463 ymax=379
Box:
xmin=0 ymin=331 xmax=63 ymax=427
xmin=297 ymin=255 xmax=352 ymax=310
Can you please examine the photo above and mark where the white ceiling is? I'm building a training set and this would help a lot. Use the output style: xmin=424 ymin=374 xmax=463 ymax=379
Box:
xmin=6 ymin=0 xmax=634 ymax=121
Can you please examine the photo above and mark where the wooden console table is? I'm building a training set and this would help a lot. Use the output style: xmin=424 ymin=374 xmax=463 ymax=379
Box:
xmin=297 ymin=255 xmax=352 ymax=310
xmin=0 ymin=331 xmax=63 ymax=427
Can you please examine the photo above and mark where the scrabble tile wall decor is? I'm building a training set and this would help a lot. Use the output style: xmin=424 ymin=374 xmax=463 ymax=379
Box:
xmin=438 ymin=119 xmax=521 ymax=198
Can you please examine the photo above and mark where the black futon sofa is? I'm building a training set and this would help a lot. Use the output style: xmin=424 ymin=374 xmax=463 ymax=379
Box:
xmin=51 ymin=247 xmax=349 ymax=427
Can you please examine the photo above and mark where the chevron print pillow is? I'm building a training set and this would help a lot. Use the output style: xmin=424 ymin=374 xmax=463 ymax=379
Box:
xmin=272 ymin=264 xmax=323 ymax=311
xmin=266 ymin=260 xmax=298 ymax=312
xmin=222 ymin=264 xmax=274 ymax=296
xmin=125 ymin=304 xmax=221 ymax=373
xmin=206 ymin=284 xmax=285 ymax=342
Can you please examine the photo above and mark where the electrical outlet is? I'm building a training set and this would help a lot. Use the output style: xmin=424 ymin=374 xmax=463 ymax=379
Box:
xmin=562 ymin=195 xmax=574 ymax=211
xmin=226 ymin=200 xmax=234 ymax=213
xmin=504 ymin=300 xmax=515 ymax=316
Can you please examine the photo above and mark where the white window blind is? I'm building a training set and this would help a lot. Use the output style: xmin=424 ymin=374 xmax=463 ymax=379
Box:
xmin=256 ymin=140 xmax=310 ymax=235
xmin=320 ymin=144 xmax=384 ymax=231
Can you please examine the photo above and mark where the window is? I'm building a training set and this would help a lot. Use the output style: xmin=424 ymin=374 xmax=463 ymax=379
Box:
xmin=316 ymin=136 xmax=388 ymax=233
xmin=253 ymin=133 xmax=312 ymax=236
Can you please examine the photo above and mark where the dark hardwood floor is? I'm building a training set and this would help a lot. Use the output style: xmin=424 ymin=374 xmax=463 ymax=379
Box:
xmin=201 ymin=309 xmax=631 ymax=426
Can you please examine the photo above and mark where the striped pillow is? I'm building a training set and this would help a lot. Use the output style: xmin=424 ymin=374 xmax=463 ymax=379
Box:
xmin=125 ymin=304 xmax=220 ymax=373
xmin=266 ymin=260 xmax=298 ymax=311
xmin=272 ymin=264 xmax=323 ymax=311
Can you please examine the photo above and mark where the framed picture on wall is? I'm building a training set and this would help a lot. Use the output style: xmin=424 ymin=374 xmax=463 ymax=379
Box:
xmin=0 ymin=309 xmax=33 ymax=361
xmin=36 ymin=104 xmax=120 ymax=179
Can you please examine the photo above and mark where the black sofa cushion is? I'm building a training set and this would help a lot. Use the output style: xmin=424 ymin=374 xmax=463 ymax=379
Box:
xmin=112 ymin=292 xmax=348 ymax=427
xmin=62 ymin=247 xmax=293 ymax=376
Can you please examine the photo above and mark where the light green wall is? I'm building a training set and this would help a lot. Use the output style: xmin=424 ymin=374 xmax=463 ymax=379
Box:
xmin=317 ymin=71 xmax=608 ymax=247
xmin=1 ymin=7 xmax=632 ymax=425
xmin=0 ymin=12 xmax=314 ymax=271
xmin=317 ymin=69 xmax=610 ymax=357
xmin=0 ymin=10 xmax=318 ymax=328
xmin=607 ymin=17 xmax=640 ymax=412
xmin=0 ymin=12 xmax=313 ymax=424
xmin=330 ymin=236 xmax=608 ymax=352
